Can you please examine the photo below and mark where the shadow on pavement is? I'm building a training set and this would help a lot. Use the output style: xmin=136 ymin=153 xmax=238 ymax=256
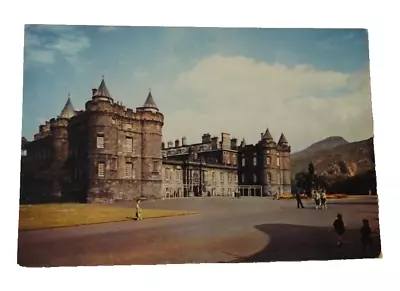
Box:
xmin=221 ymin=223 xmax=381 ymax=263
xmin=327 ymin=201 xmax=378 ymax=206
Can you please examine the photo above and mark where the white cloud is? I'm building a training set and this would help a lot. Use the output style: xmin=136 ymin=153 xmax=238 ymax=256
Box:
xmin=161 ymin=55 xmax=373 ymax=152
xmin=24 ymin=25 xmax=91 ymax=67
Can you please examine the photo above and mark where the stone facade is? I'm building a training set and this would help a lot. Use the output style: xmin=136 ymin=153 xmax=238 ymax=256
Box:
xmin=20 ymin=78 xmax=291 ymax=204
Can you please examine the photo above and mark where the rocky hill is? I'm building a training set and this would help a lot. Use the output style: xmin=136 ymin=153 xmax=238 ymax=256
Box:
xmin=291 ymin=136 xmax=375 ymax=178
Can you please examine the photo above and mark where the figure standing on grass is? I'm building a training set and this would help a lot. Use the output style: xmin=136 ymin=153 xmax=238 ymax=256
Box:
xmin=135 ymin=198 xmax=143 ymax=220
xmin=333 ymin=213 xmax=345 ymax=247
xmin=360 ymin=219 xmax=373 ymax=253
xmin=295 ymin=191 xmax=304 ymax=208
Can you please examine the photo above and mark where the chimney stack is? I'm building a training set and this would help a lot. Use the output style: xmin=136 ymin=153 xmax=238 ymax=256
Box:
xmin=202 ymin=133 xmax=211 ymax=143
xmin=211 ymin=136 xmax=219 ymax=149
xmin=182 ymin=137 xmax=187 ymax=146
xmin=221 ymin=133 xmax=231 ymax=150
xmin=92 ymin=88 xmax=97 ymax=96
xmin=230 ymin=138 xmax=238 ymax=150
xmin=167 ymin=141 xmax=173 ymax=148
xmin=162 ymin=142 xmax=165 ymax=149
xmin=175 ymin=139 xmax=180 ymax=147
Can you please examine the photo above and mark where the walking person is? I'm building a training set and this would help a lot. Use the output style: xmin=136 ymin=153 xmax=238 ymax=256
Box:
xmin=360 ymin=219 xmax=373 ymax=254
xmin=135 ymin=198 xmax=143 ymax=220
xmin=333 ymin=213 xmax=345 ymax=247
xmin=295 ymin=191 xmax=304 ymax=208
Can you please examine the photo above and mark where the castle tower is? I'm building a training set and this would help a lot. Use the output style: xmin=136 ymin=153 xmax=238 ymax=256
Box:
xmin=86 ymin=77 xmax=117 ymax=202
xmin=260 ymin=128 xmax=278 ymax=196
xmin=277 ymin=133 xmax=291 ymax=194
xmin=49 ymin=94 xmax=74 ymax=195
xmin=136 ymin=89 xmax=164 ymax=198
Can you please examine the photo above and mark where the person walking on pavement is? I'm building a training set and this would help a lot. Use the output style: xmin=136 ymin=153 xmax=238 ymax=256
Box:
xmin=295 ymin=191 xmax=304 ymax=208
xmin=333 ymin=213 xmax=346 ymax=247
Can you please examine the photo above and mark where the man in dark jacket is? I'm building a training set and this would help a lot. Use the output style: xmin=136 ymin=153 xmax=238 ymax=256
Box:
xmin=333 ymin=213 xmax=345 ymax=247
xmin=295 ymin=191 xmax=304 ymax=208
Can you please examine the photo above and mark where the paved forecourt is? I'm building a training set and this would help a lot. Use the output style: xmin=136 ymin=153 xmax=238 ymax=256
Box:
xmin=18 ymin=196 xmax=381 ymax=266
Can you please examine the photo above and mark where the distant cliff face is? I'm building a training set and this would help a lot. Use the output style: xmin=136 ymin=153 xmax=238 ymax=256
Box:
xmin=291 ymin=136 xmax=375 ymax=179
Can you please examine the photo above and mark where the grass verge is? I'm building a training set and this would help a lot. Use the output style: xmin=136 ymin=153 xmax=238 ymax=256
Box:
xmin=19 ymin=203 xmax=197 ymax=231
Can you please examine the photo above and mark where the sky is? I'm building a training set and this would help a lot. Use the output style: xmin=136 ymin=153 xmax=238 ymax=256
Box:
xmin=22 ymin=25 xmax=372 ymax=152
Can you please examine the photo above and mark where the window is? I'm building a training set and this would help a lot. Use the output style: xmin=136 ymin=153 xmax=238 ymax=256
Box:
xmin=253 ymin=174 xmax=257 ymax=183
xmin=235 ymin=174 xmax=238 ymax=183
xmin=241 ymin=174 xmax=245 ymax=183
xmin=193 ymin=172 xmax=199 ymax=183
xmin=222 ymin=188 xmax=225 ymax=195
xmin=203 ymin=171 xmax=207 ymax=182
xmin=165 ymin=168 xmax=171 ymax=180
xmin=277 ymin=173 xmax=281 ymax=184
xmin=226 ymin=153 xmax=231 ymax=165
xmin=98 ymin=163 xmax=105 ymax=177
xmin=152 ymin=161 xmax=159 ymax=173
xmin=176 ymin=171 xmax=181 ymax=181
xmin=125 ymin=163 xmax=133 ymax=178
xmin=97 ymin=134 xmax=105 ymax=149
xmin=111 ymin=158 xmax=118 ymax=170
xmin=266 ymin=156 xmax=271 ymax=165
xmin=253 ymin=156 xmax=257 ymax=166
xmin=232 ymin=154 xmax=237 ymax=166
xmin=212 ymin=172 xmax=216 ymax=182
xmin=220 ymin=172 xmax=224 ymax=183
xmin=126 ymin=136 xmax=133 ymax=152
xmin=277 ymin=157 xmax=280 ymax=167
xmin=266 ymin=173 xmax=271 ymax=184
xmin=242 ymin=157 xmax=246 ymax=167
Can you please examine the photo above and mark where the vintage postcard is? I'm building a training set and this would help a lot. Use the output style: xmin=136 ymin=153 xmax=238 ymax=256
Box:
xmin=18 ymin=26 xmax=380 ymax=266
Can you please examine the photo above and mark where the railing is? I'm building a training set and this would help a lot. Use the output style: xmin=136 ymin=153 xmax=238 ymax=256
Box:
xmin=162 ymin=184 xmax=264 ymax=199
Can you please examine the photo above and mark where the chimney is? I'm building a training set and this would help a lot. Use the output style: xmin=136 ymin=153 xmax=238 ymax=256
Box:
xmin=167 ymin=141 xmax=173 ymax=148
xmin=230 ymin=138 xmax=238 ymax=150
xmin=175 ymin=139 xmax=180 ymax=147
xmin=211 ymin=136 xmax=219 ymax=149
xmin=92 ymin=88 xmax=97 ymax=96
xmin=39 ymin=125 xmax=45 ymax=133
xmin=162 ymin=142 xmax=165 ymax=149
xmin=182 ymin=137 xmax=187 ymax=146
xmin=221 ymin=133 xmax=231 ymax=150
xmin=202 ymin=133 xmax=211 ymax=143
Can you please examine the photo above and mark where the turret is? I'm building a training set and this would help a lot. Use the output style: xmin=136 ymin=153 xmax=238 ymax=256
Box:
xmin=277 ymin=132 xmax=291 ymax=194
xmin=50 ymin=116 xmax=69 ymax=165
xmin=92 ymin=76 xmax=113 ymax=103
xmin=136 ymin=89 xmax=164 ymax=198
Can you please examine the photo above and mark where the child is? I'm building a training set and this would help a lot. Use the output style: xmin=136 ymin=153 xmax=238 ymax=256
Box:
xmin=333 ymin=213 xmax=345 ymax=247
xmin=360 ymin=219 xmax=373 ymax=252
xmin=135 ymin=198 xmax=143 ymax=220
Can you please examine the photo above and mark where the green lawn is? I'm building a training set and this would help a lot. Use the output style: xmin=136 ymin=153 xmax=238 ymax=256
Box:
xmin=19 ymin=203 xmax=197 ymax=231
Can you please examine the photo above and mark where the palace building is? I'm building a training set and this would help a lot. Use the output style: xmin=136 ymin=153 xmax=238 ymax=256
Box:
xmin=20 ymin=78 xmax=291 ymax=203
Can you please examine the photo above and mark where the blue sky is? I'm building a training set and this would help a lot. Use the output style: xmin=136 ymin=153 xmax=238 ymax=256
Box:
xmin=22 ymin=26 xmax=372 ymax=152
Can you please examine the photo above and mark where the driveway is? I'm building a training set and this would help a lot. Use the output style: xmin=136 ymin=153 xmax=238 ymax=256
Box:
xmin=17 ymin=196 xmax=381 ymax=267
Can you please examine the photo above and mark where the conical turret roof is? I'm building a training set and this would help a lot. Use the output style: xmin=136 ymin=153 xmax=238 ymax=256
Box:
xmin=93 ymin=76 xmax=112 ymax=100
xmin=262 ymin=128 xmax=274 ymax=141
xmin=278 ymin=133 xmax=288 ymax=144
xmin=59 ymin=95 xmax=76 ymax=119
xmin=143 ymin=89 xmax=159 ymax=110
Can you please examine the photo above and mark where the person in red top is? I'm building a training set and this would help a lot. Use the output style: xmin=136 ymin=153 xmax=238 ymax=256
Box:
xmin=333 ymin=213 xmax=345 ymax=247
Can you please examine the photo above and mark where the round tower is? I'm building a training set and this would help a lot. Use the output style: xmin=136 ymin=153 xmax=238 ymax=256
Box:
xmin=86 ymin=77 xmax=116 ymax=202
xmin=277 ymin=133 xmax=291 ymax=194
xmin=136 ymin=89 xmax=164 ymax=199
xmin=260 ymin=128 xmax=278 ymax=196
